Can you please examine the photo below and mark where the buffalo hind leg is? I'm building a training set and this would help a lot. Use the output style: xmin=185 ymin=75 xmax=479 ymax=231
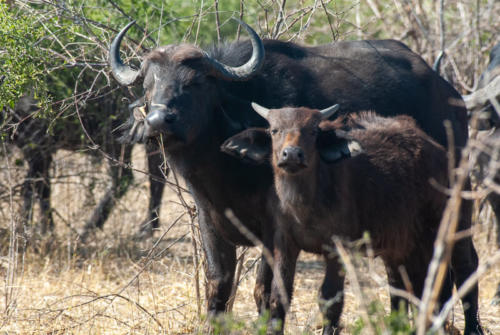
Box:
xmin=452 ymin=198 xmax=484 ymax=335
xmin=21 ymin=152 xmax=54 ymax=236
xmin=451 ymin=235 xmax=484 ymax=334
xmin=486 ymin=191 xmax=500 ymax=304
xmin=319 ymin=254 xmax=345 ymax=335
xmin=254 ymin=221 xmax=275 ymax=314
xmin=392 ymin=254 xmax=429 ymax=331
xmin=254 ymin=257 xmax=273 ymax=314
xmin=82 ymin=145 xmax=133 ymax=235
xmin=385 ymin=259 xmax=453 ymax=319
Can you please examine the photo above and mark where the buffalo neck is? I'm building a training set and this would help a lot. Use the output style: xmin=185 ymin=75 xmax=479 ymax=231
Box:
xmin=274 ymin=158 xmax=333 ymax=224
xmin=161 ymin=105 xmax=272 ymax=207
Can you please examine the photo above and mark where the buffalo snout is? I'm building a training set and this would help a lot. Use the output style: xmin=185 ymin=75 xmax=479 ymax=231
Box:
xmin=278 ymin=146 xmax=306 ymax=172
xmin=146 ymin=108 xmax=178 ymax=130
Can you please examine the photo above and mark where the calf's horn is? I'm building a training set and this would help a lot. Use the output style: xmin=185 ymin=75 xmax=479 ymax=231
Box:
xmin=251 ymin=102 xmax=270 ymax=120
xmin=319 ymin=104 xmax=340 ymax=119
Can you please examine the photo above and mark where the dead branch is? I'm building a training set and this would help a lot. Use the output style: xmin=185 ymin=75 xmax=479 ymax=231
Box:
xmin=463 ymin=76 xmax=500 ymax=111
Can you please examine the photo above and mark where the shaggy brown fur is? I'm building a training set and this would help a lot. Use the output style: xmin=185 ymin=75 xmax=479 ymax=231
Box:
xmin=222 ymin=109 xmax=481 ymax=334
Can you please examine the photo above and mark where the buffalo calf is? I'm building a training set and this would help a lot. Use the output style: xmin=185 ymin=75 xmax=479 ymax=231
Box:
xmin=222 ymin=104 xmax=483 ymax=334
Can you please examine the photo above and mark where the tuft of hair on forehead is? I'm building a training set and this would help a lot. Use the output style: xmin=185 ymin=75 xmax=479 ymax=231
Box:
xmin=268 ymin=106 xmax=321 ymax=125
xmin=171 ymin=44 xmax=206 ymax=63
xmin=268 ymin=106 xmax=317 ymax=118
xmin=144 ymin=44 xmax=206 ymax=65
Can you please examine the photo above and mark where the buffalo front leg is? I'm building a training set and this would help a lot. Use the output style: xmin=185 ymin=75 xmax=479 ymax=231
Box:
xmin=319 ymin=253 xmax=345 ymax=335
xmin=198 ymin=209 xmax=236 ymax=314
xmin=269 ymin=230 xmax=300 ymax=334
xmin=137 ymin=143 xmax=166 ymax=237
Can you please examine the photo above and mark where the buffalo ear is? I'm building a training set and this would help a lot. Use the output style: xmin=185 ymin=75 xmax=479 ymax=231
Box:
xmin=317 ymin=129 xmax=363 ymax=163
xmin=221 ymin=128 xmax=271 ymax=164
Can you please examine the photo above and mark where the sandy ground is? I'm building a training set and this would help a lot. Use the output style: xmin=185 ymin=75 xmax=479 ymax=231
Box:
xmin=0 ymin=146 xmax=499 ymax=334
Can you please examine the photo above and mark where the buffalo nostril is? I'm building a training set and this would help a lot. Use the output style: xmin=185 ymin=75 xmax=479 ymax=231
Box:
xmin=282 ymin=150 xmax=288 ymax=158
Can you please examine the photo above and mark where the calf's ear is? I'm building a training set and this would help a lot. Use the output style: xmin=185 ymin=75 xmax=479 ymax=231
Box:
xmin=221 ymin=128 xmax=271 ymax=164
xmin=317 ymin=129 xmax=363 ymax=163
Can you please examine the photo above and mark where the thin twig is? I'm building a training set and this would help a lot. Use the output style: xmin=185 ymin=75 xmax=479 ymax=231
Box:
xmin=236 ymin=0 xmax=244 ymax=40
xmin=333 ymin=237 xmax=382 ymax=334
xmin=272 ymin=0 xmax=286 ymax=39
xmin=320 ymin=0 xmax=337 ymax=40
xmin=227 ymin=247 xmax=248 ymax=312
xmin=214 ymin=0 xmax=221 ymax=43
xmin=107 ymin=0 xmax=156 ymax=45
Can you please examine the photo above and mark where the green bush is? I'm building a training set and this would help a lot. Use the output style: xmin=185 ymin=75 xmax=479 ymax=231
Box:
xmin=350 ymin=300 xmax=414 ymax=335
xmin=0 ymin=2 xmax=50 ymax=114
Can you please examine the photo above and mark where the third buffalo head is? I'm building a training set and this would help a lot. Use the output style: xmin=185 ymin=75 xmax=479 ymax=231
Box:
xmin=109 ymin=20 xmax=264 ymax=145
xmin=221 ymin=103 xmax=362 ymax=174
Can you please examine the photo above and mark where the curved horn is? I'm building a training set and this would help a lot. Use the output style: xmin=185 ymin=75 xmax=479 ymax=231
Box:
xmin=251 ymin=102 xmax=270 ymax=120
xmin=205 ymin=18 xmax=265 ymax=81
xmin=109 ymin=21 xmax=141 ymax=86
xmin=319 ymin=104 xmax=340 ymax=119
xmin=433 ymin=50 xmax=445 ymax=73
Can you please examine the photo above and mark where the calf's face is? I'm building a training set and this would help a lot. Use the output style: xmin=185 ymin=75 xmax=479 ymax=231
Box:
xmin=266 ymin=107 xmax=323 ymax=174
xmin=221 ymin=103 xmax=360 ymax=175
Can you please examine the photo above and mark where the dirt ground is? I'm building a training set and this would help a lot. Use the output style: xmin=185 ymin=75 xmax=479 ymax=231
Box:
xmin=0 ymin=146 xmax=499 ymax=334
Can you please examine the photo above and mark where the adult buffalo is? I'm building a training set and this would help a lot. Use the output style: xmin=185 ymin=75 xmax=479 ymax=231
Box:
xmin=109 ymin=20 xmax=482 ymax=333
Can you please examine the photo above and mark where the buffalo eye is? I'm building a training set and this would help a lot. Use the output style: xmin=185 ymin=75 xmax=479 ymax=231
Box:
xmin=184 ymin=82 xmax=200 ymax=89
xmin=270 ymin=129 xmax=278 ymax=135
xmin=167 ymin=97 xmax=179 ymax=108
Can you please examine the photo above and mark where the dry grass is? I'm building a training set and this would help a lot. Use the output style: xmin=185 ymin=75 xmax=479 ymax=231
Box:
xmin=0 ymin=146 xmax=499 ymax=334
xmin=1 ymin=2 xmax=499 ymax=332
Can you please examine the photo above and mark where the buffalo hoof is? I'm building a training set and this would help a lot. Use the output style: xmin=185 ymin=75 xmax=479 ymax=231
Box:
xmin=464 ymin=324 xmax=486 ymax=335
xmin=322 ymin=324 xmax=341 ymax=335
xmin=266 ymin=318 xmax=284 ymax=335
xmin=443 ymin=321 xmax=461 ymax=335
xmin=77 ymin=227 xmax=94 ymax=244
